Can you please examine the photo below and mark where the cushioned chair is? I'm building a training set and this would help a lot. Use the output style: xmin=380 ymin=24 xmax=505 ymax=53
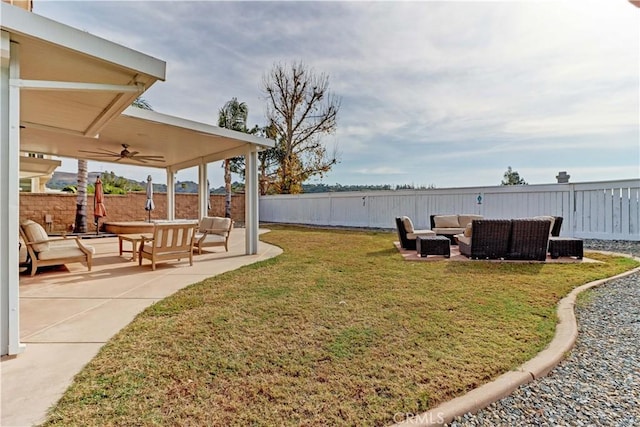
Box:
xmin=194 ymin=216 xmax=233 ymax=254
xmin=139 ymin=222 xmax=197 ymax=270
xmin=395 ymin=216 xmax=435 ymax=250
xmin=19 ymin=220 xmax=94 ymax=276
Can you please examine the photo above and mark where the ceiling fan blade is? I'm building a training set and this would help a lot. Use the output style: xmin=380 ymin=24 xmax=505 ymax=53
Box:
xmin=131 ymin=157 xmax=148 ymax=164
xmin=129 ymin=151 xmax=140 ymax=157
xmin=79 ymin=149 xmax=120 ymax=156
xmin=134 ymin=156 xmax=165 ymax=162
xmin=79 ymin=153 xmax=120 ymax=159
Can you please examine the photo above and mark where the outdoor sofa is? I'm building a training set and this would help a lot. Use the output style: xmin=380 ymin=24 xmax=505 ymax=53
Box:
xmin=455 ymin=218 xmax=553 ymax=261
xmin=430 ymin=214 xmax=484 ymax=242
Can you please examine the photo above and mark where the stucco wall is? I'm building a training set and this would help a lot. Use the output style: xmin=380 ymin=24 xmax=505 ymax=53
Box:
xmin=20 ymin=192 xmax=245 ymax=233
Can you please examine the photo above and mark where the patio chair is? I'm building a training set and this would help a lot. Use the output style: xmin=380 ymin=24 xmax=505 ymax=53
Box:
xmin=194 ymin=216 xmax=234 ymax=254
xmin=138 ymin=221 xmax=197 ymax=270
xmin=19 ymin=220 xmax=94 ymax=276
xmin=395 ymin=216 xmax=435 ymax=250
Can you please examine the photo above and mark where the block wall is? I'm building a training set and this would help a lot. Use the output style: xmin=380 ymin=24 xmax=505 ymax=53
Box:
xmin=19 ymin=192 xmax=245 ymax=233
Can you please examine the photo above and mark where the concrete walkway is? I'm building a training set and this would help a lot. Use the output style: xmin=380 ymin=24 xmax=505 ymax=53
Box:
xmin=1 ymin=229 xmax=282 ymax=427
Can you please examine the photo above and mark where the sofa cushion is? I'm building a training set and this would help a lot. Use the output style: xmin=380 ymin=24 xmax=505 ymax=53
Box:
xmin=402 ymin=216 xmax=415 ymax=233
xmin=458 ymin=215 xmax=483 ymax=228
xmin=433 ymin=215 xmax=460 ymax=228
xmin=456 ymin=234 xmax=471 ymax=246
xmin=432 ymin=227 xmax=465 ymax=235
xmin=407 ymin=230 xmax=436 ymax=239
xmin=21 ymin=220 xmax=50 ymax=252
xmin=464 ymin=223 xmax=473 ymax=237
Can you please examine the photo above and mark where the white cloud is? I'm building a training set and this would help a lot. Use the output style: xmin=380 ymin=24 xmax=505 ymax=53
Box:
xmin=37 ymin=0 xmax=639 ymax=188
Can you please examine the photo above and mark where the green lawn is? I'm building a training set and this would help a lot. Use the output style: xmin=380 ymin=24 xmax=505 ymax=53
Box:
xmin=42 ymin=226 xmax=638 ymax=426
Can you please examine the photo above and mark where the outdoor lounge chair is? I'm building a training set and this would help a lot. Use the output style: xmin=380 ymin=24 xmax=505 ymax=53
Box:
xmin=395 ymin=216 xmax=436 ymax=250
xmin=19 ymin=220 xmax=94 ymax=276
xmin=194 ymin=216 xmax=233 ymax=254
xmin=138 ymin=221 xmax=197 ymax=270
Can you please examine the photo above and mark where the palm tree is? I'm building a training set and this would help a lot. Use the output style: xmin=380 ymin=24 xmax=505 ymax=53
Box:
xmin=218 ymin=98 xmax=249 ymax=218
xmin=75 ymin=97 xmax=152 ymax=233
xmin=74 ymin=159 xmax=88 ymax=233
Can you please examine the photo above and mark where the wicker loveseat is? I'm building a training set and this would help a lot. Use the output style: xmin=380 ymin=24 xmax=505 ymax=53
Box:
xmin=455 ymin=218 xmax=553 ymax=261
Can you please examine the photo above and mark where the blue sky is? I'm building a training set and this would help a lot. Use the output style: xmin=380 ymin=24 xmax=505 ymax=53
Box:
xmin=35 ymin=0 xmax=639 ymax=188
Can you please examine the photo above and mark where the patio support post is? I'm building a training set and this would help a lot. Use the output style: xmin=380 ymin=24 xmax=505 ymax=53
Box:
xmin=198 ymin=162 xmax=208 ymax=219
xmin=0 ymin=34 xmax=25 ymax=356
xmin=245 ymin=147 xmax=259 ymax=254
xmin=166 ymin=168 xmax=175 ymax=221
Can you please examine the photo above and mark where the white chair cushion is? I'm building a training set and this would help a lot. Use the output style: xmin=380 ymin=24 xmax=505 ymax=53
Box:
xmin=432 ymin=227 xmax=465 ymax=235
xmin=195 ymin=233 xmax=226 ymax=243
xmin=402 ymin=216 xmax=415 ymax=233
xmin=38 ymin=246 xmax=93 ymax=260
xmin=198 ymin=217 xmax=215 ymax=233
xmin=407 ymin=230 xmax=436 ymax=239
xmin=21 ymin=220 xmax=50 ymax=252
xmin=456 ymin=234 xmax=471 ymax=245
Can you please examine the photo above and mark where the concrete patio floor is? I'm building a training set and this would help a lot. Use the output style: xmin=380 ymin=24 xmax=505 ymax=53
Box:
xmin=1 ymin=229 xmax=282 ymax=427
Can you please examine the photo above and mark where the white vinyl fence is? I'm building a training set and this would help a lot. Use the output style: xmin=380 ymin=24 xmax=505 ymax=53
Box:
xmin=260 ymin=179 xmax=640 ymax=241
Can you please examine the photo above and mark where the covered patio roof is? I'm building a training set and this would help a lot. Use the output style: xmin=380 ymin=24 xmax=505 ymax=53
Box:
xmin=2 ymin=3 xmax=166 ymax=137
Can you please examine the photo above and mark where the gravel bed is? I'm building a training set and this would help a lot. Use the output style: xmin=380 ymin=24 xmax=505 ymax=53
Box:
xmin=448 ymin=240 xmax=640 ymax=427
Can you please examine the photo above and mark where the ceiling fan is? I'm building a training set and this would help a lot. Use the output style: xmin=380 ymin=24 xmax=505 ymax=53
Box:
xmin=79 ymin=144 xmax=165 ymax=164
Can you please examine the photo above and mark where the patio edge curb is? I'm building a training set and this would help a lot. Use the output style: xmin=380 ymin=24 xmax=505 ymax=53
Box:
xmin=393 ymin=251 xmax=640 ymax=427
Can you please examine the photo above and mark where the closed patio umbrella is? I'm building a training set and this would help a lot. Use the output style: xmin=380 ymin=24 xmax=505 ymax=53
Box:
xmin=145 ymin=175 xmax=155 ymax=222
xmin=93 ymin=176 xmax=106 ymax=234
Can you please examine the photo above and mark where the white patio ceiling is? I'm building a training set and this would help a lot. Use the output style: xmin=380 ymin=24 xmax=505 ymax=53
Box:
xmin=20 ymin=107 xmax=275 ymax=171
xmin=3 ymin=3 xmax=166 ymax=137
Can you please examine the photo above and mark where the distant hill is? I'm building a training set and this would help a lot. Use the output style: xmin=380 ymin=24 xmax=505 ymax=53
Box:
xmin=48 ymin=172 xmax=434 ymax=194
xmin=48 ymin=171 xmax=102 ymax=187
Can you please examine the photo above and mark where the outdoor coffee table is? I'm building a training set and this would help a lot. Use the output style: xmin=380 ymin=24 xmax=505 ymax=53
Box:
xmin=548 ymin=237 xmax=583 ymax=259
xmin=118 ymin=233 xmax=152 ymax=262
xmin=416 ymin=235 xmax=451 ymax=258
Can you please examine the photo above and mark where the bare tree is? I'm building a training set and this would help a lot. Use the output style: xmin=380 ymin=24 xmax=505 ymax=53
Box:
xmin=263 ymin=61 xmax=340 ymax=194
